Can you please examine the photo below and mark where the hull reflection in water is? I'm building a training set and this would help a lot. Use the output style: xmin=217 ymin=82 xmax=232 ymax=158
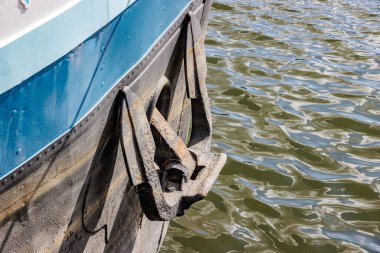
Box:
xmin=0 ymin=0 xmax=226 ymax=252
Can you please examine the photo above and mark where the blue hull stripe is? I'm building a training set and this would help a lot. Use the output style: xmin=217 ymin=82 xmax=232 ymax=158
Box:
xmin=0 ymin=0 xmax=192 ymax=177
xmin=0 ymin=0 xmax=138 ymax=94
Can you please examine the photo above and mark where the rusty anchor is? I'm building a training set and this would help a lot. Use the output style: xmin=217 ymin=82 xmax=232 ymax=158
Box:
xmin=118 ymin=12 xmax=226 ymax=221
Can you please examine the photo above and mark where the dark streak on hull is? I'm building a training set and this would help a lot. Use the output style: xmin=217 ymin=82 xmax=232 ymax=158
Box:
xmin=0 ymin=1 xmax=213 ymax=252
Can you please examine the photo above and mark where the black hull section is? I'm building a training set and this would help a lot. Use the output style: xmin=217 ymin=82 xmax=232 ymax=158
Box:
xmin=0 ymin=1 xmax=215 ymax=252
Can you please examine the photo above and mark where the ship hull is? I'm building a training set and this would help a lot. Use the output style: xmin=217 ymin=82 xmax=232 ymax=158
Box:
xmin=0 ymin=0 xmax=214 ymax=252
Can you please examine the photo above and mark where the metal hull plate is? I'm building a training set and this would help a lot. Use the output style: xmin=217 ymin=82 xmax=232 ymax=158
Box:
xmin=0 ymin=1 xmax=216 ymax=252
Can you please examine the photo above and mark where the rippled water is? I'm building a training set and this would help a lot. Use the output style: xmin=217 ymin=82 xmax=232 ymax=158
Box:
xmin=161 ymin=0 xmax=380 ymax=252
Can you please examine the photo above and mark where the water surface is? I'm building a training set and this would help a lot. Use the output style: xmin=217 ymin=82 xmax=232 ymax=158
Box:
xmin=162 ymin=0 xmax=380 ymax=252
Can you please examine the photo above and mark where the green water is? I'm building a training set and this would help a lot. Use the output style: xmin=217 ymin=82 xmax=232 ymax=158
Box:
xmin=161 ymin=0 xmax=380 ymax=252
